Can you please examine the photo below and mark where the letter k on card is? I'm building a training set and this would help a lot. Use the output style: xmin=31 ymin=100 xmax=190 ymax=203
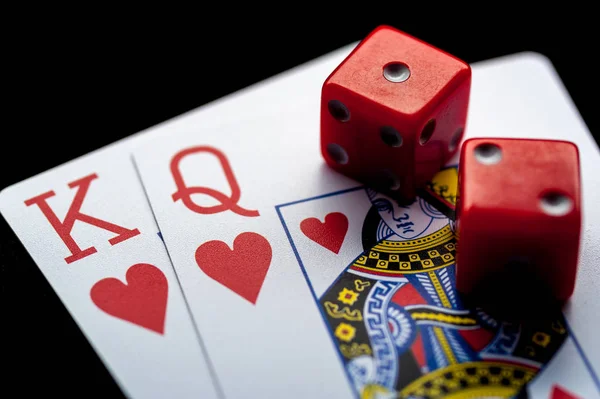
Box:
xmin=25 ymin=173 xmax=140 ymax=264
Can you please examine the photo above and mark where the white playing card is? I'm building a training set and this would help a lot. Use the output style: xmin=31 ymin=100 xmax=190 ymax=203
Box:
xmin=0 ymin=147 xmax=222 ymax=398
xmin=132 ymin=51 xmax=600 ymax=399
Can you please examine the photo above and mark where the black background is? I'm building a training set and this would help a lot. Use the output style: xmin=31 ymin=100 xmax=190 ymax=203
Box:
xmin=2 ymin=12 xmax=598 ymax=397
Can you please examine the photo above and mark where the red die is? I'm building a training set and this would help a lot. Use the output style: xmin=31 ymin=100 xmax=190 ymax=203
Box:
xmin=320 ymin=25 xmax=471 ymax=201
xmin=455 ymin=138 xmax=582 ymax=303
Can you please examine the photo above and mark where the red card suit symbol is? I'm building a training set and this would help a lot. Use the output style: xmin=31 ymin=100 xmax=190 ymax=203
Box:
xmin=195 ymin=232 xmax=272 ymax=305
xmin=550 ymin=385 xmax=581 ymax=399
xmin=300 ymin=212 xmax=349 ymax=254
xmin=91 ymin=263 xmax=168 ymax=334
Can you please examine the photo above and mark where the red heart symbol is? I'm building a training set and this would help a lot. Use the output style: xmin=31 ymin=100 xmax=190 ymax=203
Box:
xmin=195 ymin=232 xmax=272 ymax=305
xmin=300 ymin=212 xmax=349 ymax=254
xmin=90 ymin=263 xmax=168 ymax=334
xmin=551 ymin=385 xmax=581 ymax=399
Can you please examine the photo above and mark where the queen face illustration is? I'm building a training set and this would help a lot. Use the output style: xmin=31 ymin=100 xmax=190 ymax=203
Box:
xmin=366 ymin=188 xmax=447 ymax=239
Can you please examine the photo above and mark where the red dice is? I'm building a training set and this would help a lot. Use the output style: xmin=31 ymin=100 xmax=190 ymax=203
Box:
xmin=320 ymin=25 xmax=471 ymax=201
xmin=455 ymin=138 xmax=582 ymax=303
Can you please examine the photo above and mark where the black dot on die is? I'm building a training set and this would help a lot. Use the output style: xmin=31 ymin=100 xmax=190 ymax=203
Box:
xmin=444 ymin=372 xmax=453 ymax=380
xmin=459 ymin=379 xmax=468 ymax=388
xmin=380 ymin=126 xmax=403 ymax=147
xmin=466 ymin=367 xmax=477 ymax=376
xmin=328 ymin=100 xmax=350 ymax=122
xmin=480 ymin=376 xmax=490 ymax=385
xmin=489 ymin=367 xmax=501 ymax=375
xmin=419 ymin=118 xmax=436 ymax=145
xmin=449 ymin=127 xmax=464 ymax=151
xmin=501 ymin=378 xmax=511 ymax=386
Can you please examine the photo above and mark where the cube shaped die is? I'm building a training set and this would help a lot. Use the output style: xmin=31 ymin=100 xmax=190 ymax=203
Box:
xmin=321 ymin=25 xmax=472 ymax=201
xmin=455 ymin=138 xmax=582 ymax=303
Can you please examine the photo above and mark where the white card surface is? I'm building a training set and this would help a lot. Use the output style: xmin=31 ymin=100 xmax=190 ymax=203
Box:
xmin=132 ymin=50 xmax=600 ymax=399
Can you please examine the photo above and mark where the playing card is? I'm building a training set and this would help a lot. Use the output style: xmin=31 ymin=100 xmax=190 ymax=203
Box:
xmin=132 ymin=51 xmax=600 ymax=399
xmin=0 ymin=147 xmax=223 ymax=398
